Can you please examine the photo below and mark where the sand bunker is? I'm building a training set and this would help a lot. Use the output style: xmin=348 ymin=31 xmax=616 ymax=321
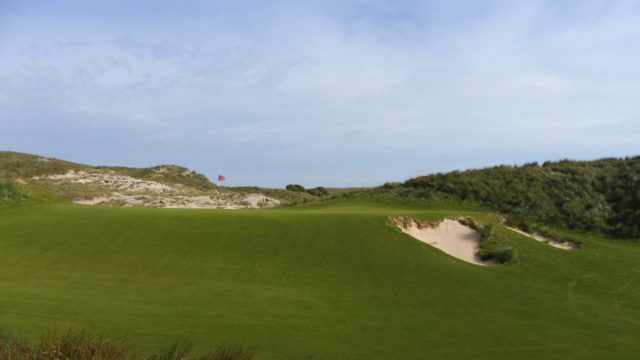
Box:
xmin=506 ymin=227 xmax=578 ymax=250
xmin=394 ymin=217 xmax=497 ymax=266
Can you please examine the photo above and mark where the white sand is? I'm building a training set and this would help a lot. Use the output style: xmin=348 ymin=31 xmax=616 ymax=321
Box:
xmin=506 ymin=227 xmax=577 ymax=250
xmin=45 ymin=170 xmax=280 ymax=209
xmin=46 ymin=171 xmax=175 ymax=193
xmin=394 ymin=217 xmax=497 ymax=266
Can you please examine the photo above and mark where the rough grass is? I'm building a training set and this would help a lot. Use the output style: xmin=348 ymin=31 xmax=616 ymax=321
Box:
xmin=2 ymin=200 xmax=640 ymax=359
xmin=0 ymin=181 xmax=24 ymax=202
xmin=0 ymin=151 xmax=218 ymax=201
xmin=0 ymin=329 xmax=255 ymax=360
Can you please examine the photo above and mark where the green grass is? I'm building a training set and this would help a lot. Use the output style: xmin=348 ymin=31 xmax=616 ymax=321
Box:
xmin=1 ymin=200 xmax=640 ymax=359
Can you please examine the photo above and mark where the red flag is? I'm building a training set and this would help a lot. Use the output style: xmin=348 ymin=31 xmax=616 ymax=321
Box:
xmin=218 ymin=175 xmax=226 ymax=181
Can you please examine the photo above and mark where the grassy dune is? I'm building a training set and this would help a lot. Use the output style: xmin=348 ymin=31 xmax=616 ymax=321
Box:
xmin=1 ymin=200 xmax=640 ymax=359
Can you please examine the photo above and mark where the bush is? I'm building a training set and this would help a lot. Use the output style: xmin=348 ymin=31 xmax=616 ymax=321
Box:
xmin=457 ymin=217 xmax=479 ymax=230
xmin=0 ymin=181 xmax=25 ymax=201
xmin=399 ymin=156 xmax=640 ymax=239
xmin=285 ymin=184 xmax=306 ymax=192
xmin=306 ymin=187 xmax=329 ymax=196
xmin=479 ymin=224 xmax=493 ymax=240
xmin=494 ymin=247 xmax=516 ymax=263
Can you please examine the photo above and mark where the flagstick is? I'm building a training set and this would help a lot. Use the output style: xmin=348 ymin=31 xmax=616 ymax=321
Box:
xmin=216 ymin=179 xmax=219 ymax=209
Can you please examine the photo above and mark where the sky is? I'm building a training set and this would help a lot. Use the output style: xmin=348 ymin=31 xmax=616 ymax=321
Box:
xmin=1 ymin=0 xmax=639 ymax=187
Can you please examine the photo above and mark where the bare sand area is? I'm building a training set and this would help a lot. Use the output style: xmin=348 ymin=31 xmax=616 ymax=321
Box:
xmin=38 ymin=170 xmax=280 ymax=209
xmin=393 ymin=217 xmax=497 ymax=266
xmin=506 ymin=227 xmax=578 ymax=250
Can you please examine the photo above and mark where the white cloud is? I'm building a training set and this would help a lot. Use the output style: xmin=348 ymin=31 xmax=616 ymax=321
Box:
xmin=1 ymin=1 xmax=639 ymax=187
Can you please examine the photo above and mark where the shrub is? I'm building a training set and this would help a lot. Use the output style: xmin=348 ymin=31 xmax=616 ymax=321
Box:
xmin=285 ymin=184 xmax=306 ymax=192
xmin=398 ymin=156 xmax=640 ymax=239
xmin=494 ymin=247 xmax=516 ymax=263
xmin=306 ymin=187 xmax=329 ymax=196
xmin=457 ymin=217 xmax=480 ymax=231
xmin=477 ymin=249 xmax=495 ymax=261
xmin=0 ymin=181 xmax=25 ymax=201
xmin=479 ymin=224 xmax=493 ymax=240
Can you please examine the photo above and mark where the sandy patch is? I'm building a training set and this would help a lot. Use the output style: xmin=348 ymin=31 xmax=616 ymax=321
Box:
xmin=242 ymin=194 xmax=281 ymax=208
xmin=43 ymin=170 xmax=281 ymax=209
xmin=393 ymin=217 xmax=497 ymax=266
xmin=72 ymin=191 xmax=280 ymax=210
xmin=13 ymin=178 xmax=27 ymax=184
xmin=506 ymin=227 xmax=578 ymax=250
xmin=46 ymin=171 xmax=176 ymax=193
xmin=74 ymin=196 xmax=111 ymax=205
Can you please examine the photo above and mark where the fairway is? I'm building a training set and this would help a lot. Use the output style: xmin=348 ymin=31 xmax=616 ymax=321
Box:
xmin=2 ymin=201 xmax=640 ymax=359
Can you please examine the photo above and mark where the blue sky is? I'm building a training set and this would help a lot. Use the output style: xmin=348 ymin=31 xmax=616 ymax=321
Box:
xmin=1 ymin=1 xmax=639 ymax=187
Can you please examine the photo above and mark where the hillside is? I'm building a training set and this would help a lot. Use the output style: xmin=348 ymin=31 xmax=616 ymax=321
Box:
xmin=0 ymin=151 xmax=313 ymax=209
xmin=4 ymin=151 xmax=640 ymax=240
xmin=370 ymin=157 xmax=640 ymax=240
xmin=3 ymin=152 xmax=640 ymax=358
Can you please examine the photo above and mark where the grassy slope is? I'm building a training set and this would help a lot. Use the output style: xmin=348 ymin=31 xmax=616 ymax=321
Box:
xmin=1 ymin=201 xmax=640 ymax=359
xmin=392 ymin=157 xmax=640 ymax=238
xmin=0 ymin=151 xmax=318 ymax=204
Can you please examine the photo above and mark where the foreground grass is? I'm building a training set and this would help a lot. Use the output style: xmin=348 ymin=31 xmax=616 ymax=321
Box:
xmin=0 ymin=329 xmax=256 ymax=360
xmin=1 ymin=200 xmax=640 ymax=359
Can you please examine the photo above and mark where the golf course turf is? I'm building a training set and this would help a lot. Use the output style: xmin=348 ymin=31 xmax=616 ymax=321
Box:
xmin=1 ymin=200 xmax=640 ymax=359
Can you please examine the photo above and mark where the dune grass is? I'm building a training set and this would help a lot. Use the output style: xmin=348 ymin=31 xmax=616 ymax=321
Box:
xmin=0 ymin=328 xmax=256 ymax=360
xmin=1 ymin=200 xmax=640 ymax=359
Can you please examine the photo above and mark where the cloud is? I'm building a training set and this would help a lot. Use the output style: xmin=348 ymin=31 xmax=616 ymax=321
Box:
xmin=1 ymin=0 xmax=639 ymax=187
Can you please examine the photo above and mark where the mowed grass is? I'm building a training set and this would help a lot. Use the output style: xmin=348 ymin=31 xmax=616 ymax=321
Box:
xmin=1 ymin=200 xmax=640 ymax=359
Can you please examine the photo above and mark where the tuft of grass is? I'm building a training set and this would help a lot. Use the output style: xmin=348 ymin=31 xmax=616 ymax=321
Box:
xmin=0 ymin=329 xmax=255 ymax=360
xmin=0 ymin=181 xmax=26 ymax=203
xmin=494 ymin=246 xmax=516 ymax=263
xmin=207 ymin=343 xmax=256 ymax=360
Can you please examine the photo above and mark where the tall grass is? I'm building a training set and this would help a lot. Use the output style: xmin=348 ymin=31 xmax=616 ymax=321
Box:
xmin=0 ymin=329 xmax=256 ymax=360
xmin=0 ymin=181 xmax=25 ymax=202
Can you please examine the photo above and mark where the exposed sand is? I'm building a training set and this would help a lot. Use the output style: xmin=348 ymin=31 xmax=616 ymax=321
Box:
xmin=44 ymin=170 xmax=280 ymax=209
xmin=45 ymin=171 xmax=175 ymax=193
xmin=394 ymin=217 xmax=497 ymax=266
xmin=506 ymin=227 xmax=578 ymax=250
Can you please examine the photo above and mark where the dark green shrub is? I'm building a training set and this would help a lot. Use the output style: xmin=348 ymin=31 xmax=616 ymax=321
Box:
xmin=399 ymin=156 xmax=640 ymax=239
xmin=479 ymin=224 xmax=493 ymax=240
xmin=477 ymin=249 xmax=494 ymax=261
xmin=306 ymin=186 xmax=329 ymax=196
xmin=495 ymin=247 xmax=516 ymax=263
xmin=285 ymin=184 xmax=306 ymax=192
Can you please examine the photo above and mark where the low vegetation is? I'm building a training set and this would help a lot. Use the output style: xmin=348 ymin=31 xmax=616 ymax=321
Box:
xmin=285 ymin=184 xmax=305 ymax=192
xmin=0 ymin=181 xmax=25 ymax=203
xmin=0 ymin=329 xmax=256 ymax=360
xmin=286 ymin=184 xmax=329 ymax=197
xmin=458 ymin=217 xmax=517 ymax=263
xmin=378 ymin=157 xmax=640 ymax=240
